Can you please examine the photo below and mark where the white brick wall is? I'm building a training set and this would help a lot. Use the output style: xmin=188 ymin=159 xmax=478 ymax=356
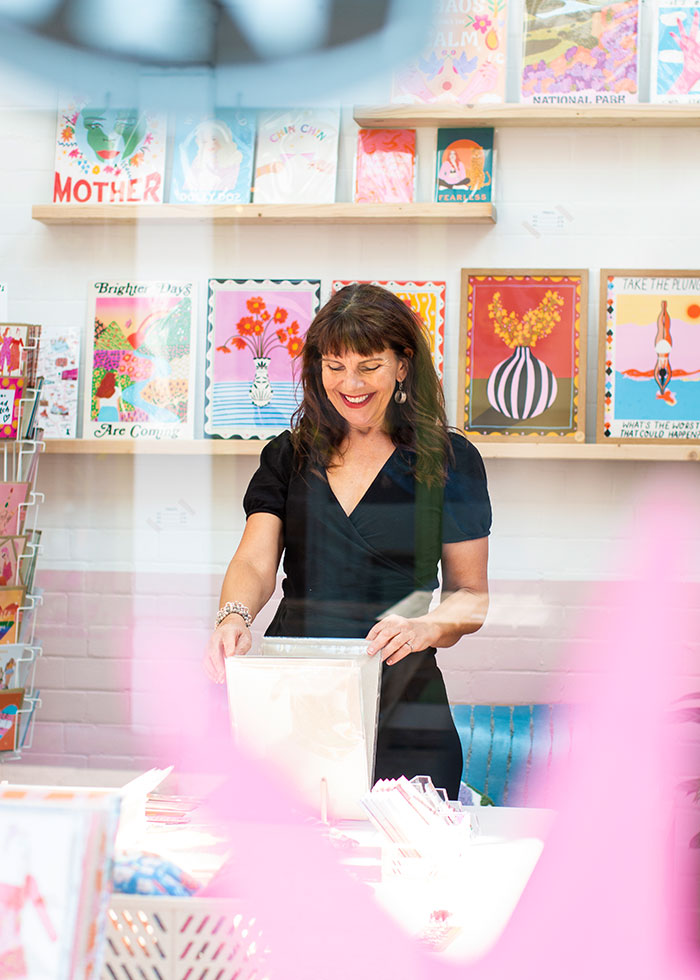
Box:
xmin=0 ymin=65 xmax=699 ymax=768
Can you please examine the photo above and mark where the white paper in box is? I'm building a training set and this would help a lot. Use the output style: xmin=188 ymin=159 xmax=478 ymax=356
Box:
xmin=225 ymin=637 xmax=381 ymax=820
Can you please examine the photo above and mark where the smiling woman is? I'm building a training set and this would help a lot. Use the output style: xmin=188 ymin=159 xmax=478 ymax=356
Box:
xmin=205 ymin=284 xmax=492 ymax=798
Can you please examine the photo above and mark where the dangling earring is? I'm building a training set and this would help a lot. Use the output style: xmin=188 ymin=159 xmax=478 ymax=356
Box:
xmin=394 ymin=380 xmax=407 ymax=404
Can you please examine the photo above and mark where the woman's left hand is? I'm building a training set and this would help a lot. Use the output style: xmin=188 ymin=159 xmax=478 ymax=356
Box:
xmin=365 ymin=615 xmax=434 ymax=665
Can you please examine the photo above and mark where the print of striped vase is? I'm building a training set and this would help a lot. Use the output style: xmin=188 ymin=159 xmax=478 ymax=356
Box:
xmin=486 ymin=345 xmax=557 ymax=420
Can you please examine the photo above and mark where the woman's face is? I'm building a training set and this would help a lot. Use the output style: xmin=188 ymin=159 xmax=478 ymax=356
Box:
xmin=321 ymin=347 xmax=407 ymax=433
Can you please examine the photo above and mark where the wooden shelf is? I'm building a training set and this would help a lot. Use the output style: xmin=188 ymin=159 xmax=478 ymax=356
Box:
xmin=31 ymin=202 xmax=496 ymax=226
xmin=44 ymin=438 xmax=700 ymax=461
xmin=354 ymin=103 xmax=700 ymax=129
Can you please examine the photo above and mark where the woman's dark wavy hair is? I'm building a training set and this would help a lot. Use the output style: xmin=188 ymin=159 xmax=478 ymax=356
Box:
xmin=290 ymin=283 xmax=452 ymax=486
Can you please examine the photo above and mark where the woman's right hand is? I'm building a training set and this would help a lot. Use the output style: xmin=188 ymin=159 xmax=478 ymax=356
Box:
xmin=203 ymin=619 xmax=252 ymax=685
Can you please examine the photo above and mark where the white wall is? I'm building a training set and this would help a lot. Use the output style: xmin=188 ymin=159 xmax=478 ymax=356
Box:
xmin=1 ymin=47 xmax=699 ymax=769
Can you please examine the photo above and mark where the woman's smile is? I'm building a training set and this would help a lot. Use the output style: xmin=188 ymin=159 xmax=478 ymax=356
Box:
xmin=340 ymin=392 xmax=375 ymax=407
xmin=321 ymin=349 xmax=406 ymax=431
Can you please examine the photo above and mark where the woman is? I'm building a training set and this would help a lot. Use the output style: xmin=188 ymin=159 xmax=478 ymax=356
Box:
xmin=437 ymin=148 xmax=468 ymax=188
xmin=204 ymin=284 xmax=491 ymax=798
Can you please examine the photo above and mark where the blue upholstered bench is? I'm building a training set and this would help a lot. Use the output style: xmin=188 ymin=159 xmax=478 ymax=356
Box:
xmin=452 ymin=704 xmax=573 ymax=806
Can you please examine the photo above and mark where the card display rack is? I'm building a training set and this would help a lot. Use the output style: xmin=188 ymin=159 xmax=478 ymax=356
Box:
xmin=0 ymin=325 xmax=45 ymax=760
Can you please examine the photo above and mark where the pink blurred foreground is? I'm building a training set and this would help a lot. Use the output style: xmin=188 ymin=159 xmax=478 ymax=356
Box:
xmin=157 ymin=489 xmax=700 ymax=979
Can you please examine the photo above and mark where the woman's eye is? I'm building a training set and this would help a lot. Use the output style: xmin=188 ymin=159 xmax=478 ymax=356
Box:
xmin=326 ymin=365 xmax=343 ymax=372
xmin=361 ymin=365 xmax=380 ymax=372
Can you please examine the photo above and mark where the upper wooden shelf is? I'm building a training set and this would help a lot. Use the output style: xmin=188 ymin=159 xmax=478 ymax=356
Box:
xmin=43 ymin=438 xmax=700 ymax=462
xmin=353 ymin=103 xmax=700 ymax=128
xmin=31 ymin=202 xmax=496 ymax=226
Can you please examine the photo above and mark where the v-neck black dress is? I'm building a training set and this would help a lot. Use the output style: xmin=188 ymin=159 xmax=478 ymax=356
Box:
xmin=243 ymin=430 xmax=491 ymax=798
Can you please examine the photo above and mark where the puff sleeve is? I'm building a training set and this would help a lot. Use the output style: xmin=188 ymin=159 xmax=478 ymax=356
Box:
xmin=242 ymin=430 xmax=295 ymax=521
xmin=441 ymin=433 xmax=492 ymax=543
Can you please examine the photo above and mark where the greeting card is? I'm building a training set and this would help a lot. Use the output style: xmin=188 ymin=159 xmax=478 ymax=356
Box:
xmin=83 ymin=281 xmax=197 ymax=441
xmin=253 ymin=109 xmax=339 ymax=204
xmin=651 ymin=2 xmax=700 ymax=101
xmin=0 ymin=586 xmax=25 ymax=645
xmin=0 ymin=376 xmax=25 ymax=439
xmin=354 ymin=129 xmax=416 ymax=203
xmin=54 ymin=100 xmax=166 ymax=204
xmin=0 ymin=785 xmax=121 ymax=980
xmin=37 ymin=329 xmax=80 ymax=439
xmin=205 ymin=279 xmax=321 ymax=439
xmin=170 ymin=109 xmax=256 ymax=203
xmin=0 ymin=323 xmax=41 ymax=384
xmin=0 ymin=483 xmax=30 ymax=536
xmin=0 ymin=687 xmax=23 ymax=751
xmin=435 ymin=128 xmax=493 ymax=203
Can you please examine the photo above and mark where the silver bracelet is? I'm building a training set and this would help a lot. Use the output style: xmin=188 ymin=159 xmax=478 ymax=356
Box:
xmin=215 ymin=601 xmax=252 ymax=629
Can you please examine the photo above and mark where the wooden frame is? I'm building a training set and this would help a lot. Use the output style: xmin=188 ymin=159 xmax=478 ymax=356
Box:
xmin=597 ymin=269 xmax=700 ymax=443
xmin=458 ymin=269 xmax=588 ymax=441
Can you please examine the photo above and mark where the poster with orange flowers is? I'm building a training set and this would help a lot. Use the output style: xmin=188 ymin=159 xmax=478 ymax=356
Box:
xmin=459 ymin=270 xmax=587 ymax=440
xmin=205 ymin=279 xmax=321 ymax=439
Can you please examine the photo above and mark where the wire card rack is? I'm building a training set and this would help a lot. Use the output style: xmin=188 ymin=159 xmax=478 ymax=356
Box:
xmin=1 ymin=325 xmax=45 ymax=760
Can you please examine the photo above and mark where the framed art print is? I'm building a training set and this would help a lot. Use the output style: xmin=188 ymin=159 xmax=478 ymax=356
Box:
xmin=331 ymin=280 xmax=446 ymax=380
xmin=83 ymin=280 xmax=196 ymax=442
xmin=459 ymin=270 xmax=587 ymax=440
xmin=205 ymin=278 xmax=321 ymax=439
xmin=598 ymin=270 xmax=700 ymax=442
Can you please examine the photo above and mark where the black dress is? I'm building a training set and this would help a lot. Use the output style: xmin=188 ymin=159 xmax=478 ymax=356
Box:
xmin=243 ymin=430 xmax=492 ymax=799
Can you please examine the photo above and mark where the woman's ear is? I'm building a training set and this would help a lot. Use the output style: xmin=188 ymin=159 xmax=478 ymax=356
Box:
xmin=397 ymin=357 xmax=409 ymax=382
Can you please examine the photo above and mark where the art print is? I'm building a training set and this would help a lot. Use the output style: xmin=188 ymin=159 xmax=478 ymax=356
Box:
xmin=0 ymin=586 xmax=25 ymax=645
xmin=37 ymin=329 xmax=80 ymax=439
xmin=206 ymin=279 xmax=321 ymax=439
xmin=170 ymin=109 xmax=256 ymax=203
xmin=521 ymin=0 xmax=639 ymax=104
xmin=84 ymin=281 xmax=196 ymax=441
xmin=0 ymin=483 xmax=29 ymax=536
xmin=435 ymin=128 xmax=493 ymax=203
xmin=391 ymin=0 xmax=508 ymax=104
xmin=332 ymin=280 xmax=446 ymax=380
xmin=54 ymin=100 xmax=166 ymax=204
xmin=651 ymin=2 xmax=700 ymax=101
xmin=354 ymin=129 xmax=416 ymax=203
xmin=253 ymin=109 xmax=339 ymax=204
xmin=460 ymin=270 xmax=587 ymax=440
xmin=598 ymin=270 xmax=700 ymax=441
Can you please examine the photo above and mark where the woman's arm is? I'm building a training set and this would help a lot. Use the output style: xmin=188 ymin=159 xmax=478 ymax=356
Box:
xmin=203 ymin=512 xmax=284 ymax=683
xmin=366 ymin=536 xmax=489 ymax=665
